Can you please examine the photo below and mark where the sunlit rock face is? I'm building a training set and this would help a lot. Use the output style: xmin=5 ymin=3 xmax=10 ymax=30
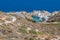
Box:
xmin=52 ymin=11 xmax=59 ymax=16
xmin=6 ymin=12 xmax=26 ymax=19
xmin=0 ymin=12 xmax=7 ymax=20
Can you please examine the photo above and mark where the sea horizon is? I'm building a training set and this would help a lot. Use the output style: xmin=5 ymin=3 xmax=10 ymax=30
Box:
xmin=0 ymin=0 xmax=60 ymax=13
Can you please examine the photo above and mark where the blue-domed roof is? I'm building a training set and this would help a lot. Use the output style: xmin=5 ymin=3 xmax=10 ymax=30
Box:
xmin=31 ymin=15 xmax=46 ymax=22
xmin=31 ymin=15 xmax=40 ymax=22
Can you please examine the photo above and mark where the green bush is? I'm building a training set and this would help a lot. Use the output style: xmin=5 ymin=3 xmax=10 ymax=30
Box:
xmin=20 ymin=25 xmax=27 ymax=29
xmin=29 ymin=30 xmax=37 ymax=34
xmin=19 ymin=25 xmax=27 ymax=34
xmin=37 ymin=31 xmax=43 ymax=35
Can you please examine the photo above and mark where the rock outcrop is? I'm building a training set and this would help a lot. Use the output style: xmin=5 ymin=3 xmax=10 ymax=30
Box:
xmin=47 ymin=11 xmax=60 ymax=22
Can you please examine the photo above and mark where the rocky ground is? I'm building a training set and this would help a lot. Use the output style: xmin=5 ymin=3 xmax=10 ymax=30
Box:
xmin=0 ymin=12 xmax=60 ymax=40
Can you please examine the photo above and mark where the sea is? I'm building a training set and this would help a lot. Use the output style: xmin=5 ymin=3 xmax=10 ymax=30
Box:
xmin=0 ymin=0 xmax=60 ymax=12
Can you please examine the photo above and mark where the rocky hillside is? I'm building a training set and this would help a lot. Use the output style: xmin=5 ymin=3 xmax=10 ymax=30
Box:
xmin=47 ymin=12 xmax=60 ymax=22
xmin=0 ymin=11 xmax=60 ymax=40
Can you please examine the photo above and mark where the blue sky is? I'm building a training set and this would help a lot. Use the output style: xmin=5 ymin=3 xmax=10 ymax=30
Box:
xmin=0 ymin=0 xmax=60 ymax=12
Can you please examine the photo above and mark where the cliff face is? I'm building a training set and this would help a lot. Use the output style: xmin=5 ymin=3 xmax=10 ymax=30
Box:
xmin=0 ymin=11 xmax=60 ymax=40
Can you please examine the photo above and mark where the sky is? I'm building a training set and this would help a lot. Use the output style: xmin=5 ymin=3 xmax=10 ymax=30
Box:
xmin=0 ymin=0 xmax=60 ymax=12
